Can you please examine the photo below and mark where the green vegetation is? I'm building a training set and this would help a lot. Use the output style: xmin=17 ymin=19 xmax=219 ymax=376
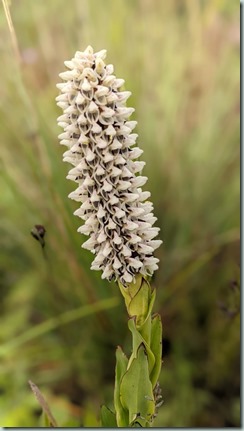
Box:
xmin=0 ymin=0 xmax=239 ymax=427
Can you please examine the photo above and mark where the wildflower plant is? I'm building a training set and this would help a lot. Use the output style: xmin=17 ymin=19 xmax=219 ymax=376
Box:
xmin=57 ymin=46 xmax=163 ymax=427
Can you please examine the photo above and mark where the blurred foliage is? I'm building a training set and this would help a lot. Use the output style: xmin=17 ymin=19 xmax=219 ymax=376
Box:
xmin=0 ymin=0 xmax=240 ymax=427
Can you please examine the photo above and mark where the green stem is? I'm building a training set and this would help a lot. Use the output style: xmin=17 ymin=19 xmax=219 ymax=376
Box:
xmin=113 ymin=276 xmax=163 ymax=427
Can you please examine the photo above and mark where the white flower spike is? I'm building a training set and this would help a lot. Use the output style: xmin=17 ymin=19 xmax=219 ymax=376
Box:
xmin=57 ymin=46 xmax=162 ymax=285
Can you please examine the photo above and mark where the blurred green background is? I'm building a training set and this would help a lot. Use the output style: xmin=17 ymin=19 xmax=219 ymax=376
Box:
xmin=0 ymin=0 xmax=240 ymax=427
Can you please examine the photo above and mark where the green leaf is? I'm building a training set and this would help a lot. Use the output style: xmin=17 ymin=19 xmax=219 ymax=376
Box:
xmin=150 ymin=314 xmax=163 ymax=388
xmin=114 ymin=346 xmax=129 ymax=427
xmin=128 ymin=279 xmax=150 ymax=325
xmin=120 ymin=343 xmax=155 ymax=427
xmin=127 ymin=318 xmax=155 ymax=375
xmin=143 ymin=287 xmax=156 ymax=327
xmin=100 ymin=405 xmax=117 ymax=427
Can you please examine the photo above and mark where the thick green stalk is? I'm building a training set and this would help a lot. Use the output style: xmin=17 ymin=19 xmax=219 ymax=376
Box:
xmin=114 ymin=276 xmax=163 ymax=427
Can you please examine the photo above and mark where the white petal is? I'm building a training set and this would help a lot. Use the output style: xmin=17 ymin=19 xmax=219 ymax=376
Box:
xmin=105 ymin=125 xmax=116 ymax=136
xmin=103 ymin=75 xmax=116 ymax=86
xmin=86 ymin=149 xmax=96 ymax=162
xmin=118 ymin=124 xmax=131 ymax=135
xmin=129 ymin=234 xmax=142 ymax=244
xmin=114 ymin=208 xmax=125 ymax=218
xmin=116 ymin=107 xmax=134 ymax=119
xmin=137 ymin=221 xmax=152 ymax=230
xmin=122 ymin=271 xmax=133 ymax=283
xmin=76 ymin=93 xmax=86 ymax=105
xmin=107 ymin=92 xmax=118 ymax=104
xmin=60 ymin=139 xmax=72 ymax=147
xmin=56 ymin=83 xmax=66 ymax=90
xmin=73 ymin=208 xmax=86 ymax=218
xmin=105 ymin=63 xmax=114 ymax=73
xmin=78 ymin=113 xmax=87 ymax=125
xmin=83 ymin=176 xmax=95 ymax=187
xmin=92 ymin=252 xmax=104 ymax=266
xmin=117 ymin=91 xmax=131 ymax=102
xmin=95 ymin=58 xmax=105 ymax=75
xmin=58 ymin=121 xmax=69 ymax=128
xmin=107 ymin=219 xmax=117 ymax=229
xmin=95 ymin=85 xmax=110 ymax=97
xmin=65 ymin=124 xmax=79 ymax=134
xmin=57 ymin=114 xmax=69 ymax=122
xmin=103 ymin=152 xmax=114 ymax=163
xmin=128 ymin=258 xmax=143 ymax=270
xmin=59 ymin=70 xmax=77 ymax=80
xmin=113 ymin=232 xmax=122 ymax=245
xmin=124 ymin=221 xmax=138 ymax=231
xmin=97 ymin=138 xmax=108 ymax=149
xmin=125 ymin=121 xmax=137 ymax=131
xmin=130 ymin=161 xmax=146 ymax=173
xmin=117 ymin=180 xmax=131 ymax=191
xmin=95 ymin=49 xmax=107 ymax=59
xmin=123 ymin=193 xmax=139 ymax=203
xmin=102 ymin=180 xmax=113 ymax=192
xmin=90 ymin=190 xmax=100 ymax=203
xmin=102 ymin=107 xmax=115 ymax=118
xmin=113 ymin=257 xmax=122 ymax=269
xmin=101 ymin=265 xmax=113 ymax=279
xmin=90 ymin=125 xmax=101 ymax=136
xmin=55 ymin=94 xmax=69 ymax=106
xmin=80 ymin=200 xmax=93 ymax=211
xmin=139 ymin=191 xmax=151 ymax=201
xmin=77 ymin=225 xmax=91 ymax=235
xmin=58 ymin=132 xmax=70 ymax=140
xmin=88 ymin=101 xmax=98 ymax=113
xmin=96 ymin=165 xmax=106 ymax=176
xmin=108 ymin=195 xmax=119 ymax=205
xmin=64 ymin=60 xmax=74 ymax=69
xmin=130 ymin=207 xmax=144 ymax=217
xmin=85 ymin=214 xmax=97 ymax=228
xmin=111 ymin=166 xmax=122 ymax=177
xmin=97 ymin=230 xmax=107 ymax=243
xmin=82 ymin=78 xmax=92 ymax=92
xmin=142 ymin=227 xmax=160 ymax=240
xmin=132 ymin=176 xmax=147 ymax=188
xmin=113 ymin=78 xmax=125 ymax=88
xmin=138 ymin=244 xmax=154 ymax=254
xmin=129 ymin=147 xmax=144 ymax=159
xmin=110 ymin=139 xmax=122 ymax=150
xmin=84 ymin=45 xmax=94 ymax=55
xmin=97 ymin=206 xmax=106 ymax=219
xmin=102 ymin=242 xmax=112 ymax=257
xmin=121 ymin=167 xmax=133 ymax=178
xmin=122 ymin=245 xmax=132 ymax=257
xmin=143 ymin=214 xmax=157 ymax=225
xmin=68 ymin=192 xmax=81 ymax=202
xmin=78 ymin=134 xmax=89 ymax=145
xmin=147 ymin=240 xmax=162 ymax=249
xmin=143 ymin=256 xmax=159 ymax=266
xmin=82 ymin=236 xmax=96 ymax=251
xmin=115 ymin=155 xmax=126 ymax=165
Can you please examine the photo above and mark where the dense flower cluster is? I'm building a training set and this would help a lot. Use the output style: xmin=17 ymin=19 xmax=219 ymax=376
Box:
xmin=56 ymin=46 xmax=162 ymax=285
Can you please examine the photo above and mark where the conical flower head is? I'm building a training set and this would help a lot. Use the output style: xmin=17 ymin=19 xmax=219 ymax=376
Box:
xmin=56 ymin=46 xmax=162 ymax=285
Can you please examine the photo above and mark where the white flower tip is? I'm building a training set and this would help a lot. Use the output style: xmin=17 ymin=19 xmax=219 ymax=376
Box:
xmin=95 ymin=49 xmax=107 ymax=60
xmin=64 ymin=60 xmax=74 ymax=69
xmin=84 ymin=45 xmax=94 ymax=55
